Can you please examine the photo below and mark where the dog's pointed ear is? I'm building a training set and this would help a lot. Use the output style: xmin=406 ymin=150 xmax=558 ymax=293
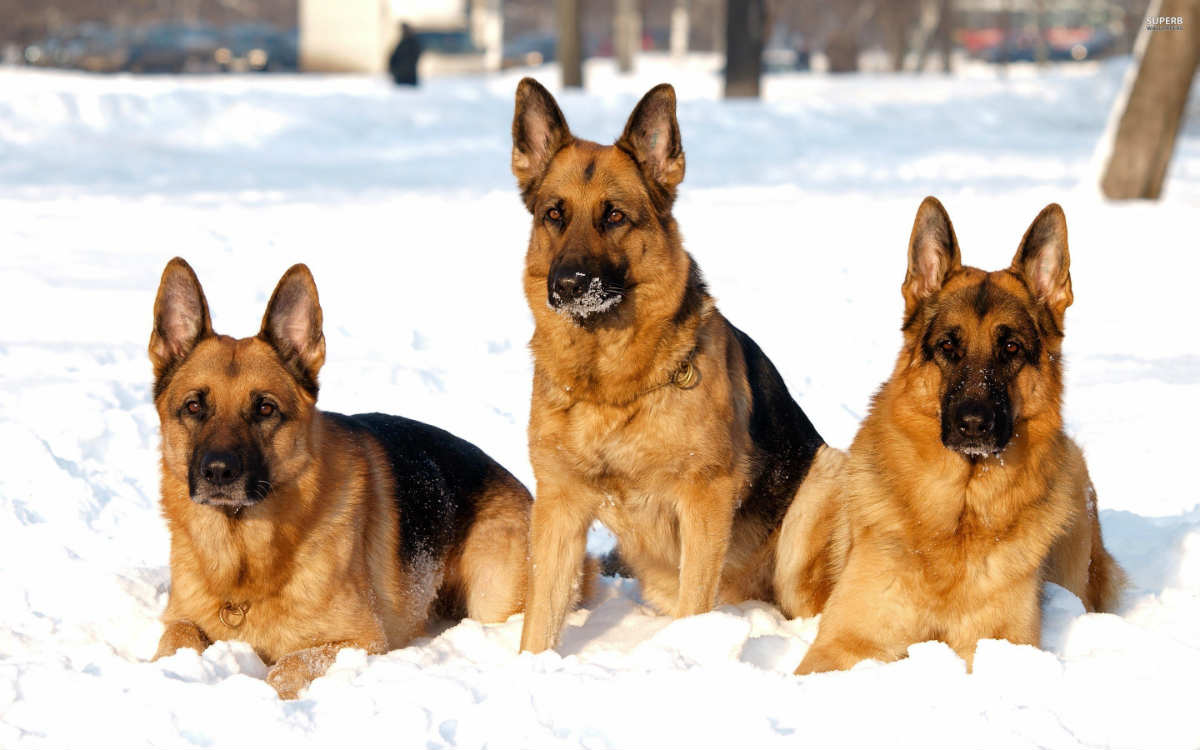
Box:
xmin=149 ymin=257 xmax=213 ymax=385
xmin=1011 ymin=203 xmax=1073 ymax=323
xmin=617 ymin=83 xmax=685 ymax=201
xmin=902 ymin=196 xmax=962 ymax=320
xmin=260 ymin=264 xmax=325 ymax=394
xmin=512 ymin=77 xmax=572 ymax=208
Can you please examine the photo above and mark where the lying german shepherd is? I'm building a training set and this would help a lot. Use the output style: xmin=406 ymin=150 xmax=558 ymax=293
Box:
xmin=787 ymin=198 xmax=1126 ymax=674
xmin=510 ymin=78 xmax=830 ymax=652
xmin=149 ymin=258 xmax=532 ymax=698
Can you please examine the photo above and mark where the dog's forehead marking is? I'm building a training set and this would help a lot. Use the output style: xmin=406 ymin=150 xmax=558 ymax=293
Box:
xmin=543 ymin=145 xmax=649 ymax=215
xmin=549 ymin=142 xmax=638 ymax=187
xmin=972 ymin=277 xmax=993 ymax=316
xmin=171 ymin=336 xmax=295 ymax=404
xmin=937 ymin=275 xmax=1038 ymax=343
xmin=225 ymin=339 xmax=245 ymax=377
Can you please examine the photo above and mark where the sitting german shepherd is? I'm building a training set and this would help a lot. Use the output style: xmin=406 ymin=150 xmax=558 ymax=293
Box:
xmin=510 ymin=78 xmax=831 ymax=652
xmin=149 ymin=258 xmax=532 ymax=698
xmin=787 ymin=198 xmax=1126 ymax=674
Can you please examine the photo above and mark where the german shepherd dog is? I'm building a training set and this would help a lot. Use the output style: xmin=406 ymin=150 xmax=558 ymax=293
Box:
xmin=149 ymin=258 xmax=532 ymax=698
xmin=787 ymin=198 xmax=1126 ymax=674
xmin=510 ymin=78 xmax=829 ymax=653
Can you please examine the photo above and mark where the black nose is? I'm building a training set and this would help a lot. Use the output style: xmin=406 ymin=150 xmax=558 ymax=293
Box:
xmin=552 ymin=269 xmax=593 ymax=303
xmin=200 ymin=451 xmax=243 ymax=486
xmin=956 ymin=403 xmax=995 ymax=438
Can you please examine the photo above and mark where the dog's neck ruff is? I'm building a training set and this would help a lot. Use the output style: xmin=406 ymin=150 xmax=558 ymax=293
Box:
xmin=540 ymin=288 xmax=713 ymax=406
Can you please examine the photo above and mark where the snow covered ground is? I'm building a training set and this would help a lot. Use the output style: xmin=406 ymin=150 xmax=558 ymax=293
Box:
xmin=2 ymin=55 xmax=1199 ymax=747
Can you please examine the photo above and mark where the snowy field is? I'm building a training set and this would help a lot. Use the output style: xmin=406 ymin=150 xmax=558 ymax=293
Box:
xmin=2 ymin=55 xmax=1199 ymax=747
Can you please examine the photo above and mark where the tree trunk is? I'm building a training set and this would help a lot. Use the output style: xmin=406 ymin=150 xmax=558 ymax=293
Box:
xmin=826 ymin=0 xmax=878 ymax=74
xmin=1033 ymin=0 xmax=1049 ymax=67
xmin=1100 ymin=0 xmax=1200 ymax=200
xmin=724 ymin=0 xmax=764 ymax=98
xmin=470 ymin=0 xmax=503 ymax=72
xmin=881 ymin=0 xmax=913 ymax=72
xmin=615 ymin=0 xmax=641 ymax=74
xmin=712 ymin=0 xmax=724 ymax=53
xmin=936 ymin=0 xmax=954 ymax=73
xmin=557 ymin=0 xmax=583 ymax=88
xmin=670 ymin=0 xmax=690 ymax=62
xmin=913 ymin=0 xmax=955 ymax=73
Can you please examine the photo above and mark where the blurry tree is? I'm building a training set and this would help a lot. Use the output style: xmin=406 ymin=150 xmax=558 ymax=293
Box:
xmin=724 ymin=0 xmax=764 ymax=97
xmin=933 ymin=0 xmax=955 ymax=72
xmin=1100 ymin=0 xmax=1200 ymax=199
xmin=557 ymin=0 xmax=583 ymax=87
xmin=912 ymin=0 xmax=956 ymax=72
xmin=707 ymin=0 xmax=725 ymax=52
xmin=0 ymin=0 xmax=297 ymax=45
xmin=1034 ymin=0 xmax=1049 ymax=65
xmin=826 ymin=0 xmax=878 ymax=73
xmin=615 ymin=0 xmax=641 ymax=72
xmin=0 ymin=0 xmax=297 ymax=49
xmin=880 ymin=0 xmax=921 ymax=70
xmin=670 ymin=0 xmax=689 ymax=60
xmin=1115 ymin=0 xmax=1148 ymax=53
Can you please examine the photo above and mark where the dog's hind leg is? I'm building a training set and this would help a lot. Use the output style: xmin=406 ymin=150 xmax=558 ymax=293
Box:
xmin=1043 ymin=444 xmax=1127 ymax=613
xmin=448 ymin=478 xmax=531 ymax=624
xmin=774 ymin=445 xmax=849 ymax=618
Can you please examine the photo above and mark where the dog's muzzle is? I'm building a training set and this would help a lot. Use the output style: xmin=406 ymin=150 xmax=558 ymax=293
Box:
xmin=547 ymin=256 xmax=625 ymax=321
xmin=188 ymin=447 xmax=271 ymax=509
xmin=941 ymin=398 xmax=1013 ymax=458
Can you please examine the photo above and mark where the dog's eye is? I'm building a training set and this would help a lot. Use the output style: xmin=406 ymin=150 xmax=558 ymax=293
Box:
xmin=545 ymin=207 xmax=562 ymax=222
xmin=256 ymin=400 xmax=276 ymax=418
xmin=1004 ymin=340 xmax=1022 ymax=355
xmin=184 ymin=399 xmax=202 ymax=415
xmin=606 ymin=209 xmax=625 ymax=225
xmin=939 ymin=340 xmax=956 ymax=354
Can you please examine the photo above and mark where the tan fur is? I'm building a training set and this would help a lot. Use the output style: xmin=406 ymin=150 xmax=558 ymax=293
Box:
xmin=149 ymin=259 xmax=532 ymax=698
xmin=436 ymin=474 xmax=531 ymax=622
xmin=783 ymin=199 xmax=1126 ymax=674
xmin=512 ymin=80 xmax=817 ymax=652
xmin=773 ymin=445 xmax=851 ymax=618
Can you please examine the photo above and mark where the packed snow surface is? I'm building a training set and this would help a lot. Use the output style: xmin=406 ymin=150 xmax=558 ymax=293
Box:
xmin=2 ymin=56 xmax=1199 ymax=747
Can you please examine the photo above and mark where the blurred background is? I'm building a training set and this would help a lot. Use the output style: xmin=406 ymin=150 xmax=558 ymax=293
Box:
xmin=0 ymin=0 xmax=1153 ymax=79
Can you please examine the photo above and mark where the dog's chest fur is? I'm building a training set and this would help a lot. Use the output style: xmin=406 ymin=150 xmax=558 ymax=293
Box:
xmin=561 ymin=399 xmax=685 ymax=481
xmin=856 ymin=419 xmax=1076 ymax=607
xmin=531 ymin=326 xmax=743 ymax=490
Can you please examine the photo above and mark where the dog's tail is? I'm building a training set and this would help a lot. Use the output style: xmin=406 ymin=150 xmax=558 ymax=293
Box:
xmin=1085 ymin=486 xmax=1128 ymax=613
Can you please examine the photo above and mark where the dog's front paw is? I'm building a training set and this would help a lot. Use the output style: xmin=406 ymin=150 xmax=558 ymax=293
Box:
xmin=265 ymin=645 xmax=340 ymax=700
xmin=153 ymin=620 xmax=211 ymax=660
xmin=265 ymin=653 xmax=314 ymax=700
xmin=794 ymin=644 xmax=854 ymax=676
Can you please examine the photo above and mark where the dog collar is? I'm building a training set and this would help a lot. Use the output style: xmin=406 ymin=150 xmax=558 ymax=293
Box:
xmin=218 ymin=601 xmax=250 ymax=628
xmin=668 ymin=356 xmax=700 ymax=390
xmin=637 ymin=349 xmax=701 ymax=398
xmin=549 ymin=347 xmax=701 ymax=405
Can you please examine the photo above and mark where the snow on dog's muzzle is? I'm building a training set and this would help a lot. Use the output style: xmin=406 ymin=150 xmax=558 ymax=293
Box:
xmin=547 ymin=256 xmax=625 ymax=321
